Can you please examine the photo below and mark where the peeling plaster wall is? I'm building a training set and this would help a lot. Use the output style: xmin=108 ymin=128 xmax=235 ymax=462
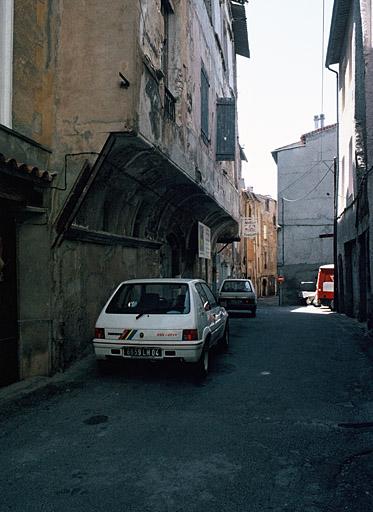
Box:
xmin=52 ymin=241 xmax=160 ymax=369
xmin=137 ymin=0 xmax=240 ymax=222
xmin=9 ymin=0 xmax=243 ymax=376
xmin=50 ymin=0 xmax=139 ymax=217
xmin=13 ymin=0 xmax=58 ymax=148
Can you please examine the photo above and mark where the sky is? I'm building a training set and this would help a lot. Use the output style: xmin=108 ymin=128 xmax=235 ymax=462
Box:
xmin=236 ymin=0 xmax=336 ymax=198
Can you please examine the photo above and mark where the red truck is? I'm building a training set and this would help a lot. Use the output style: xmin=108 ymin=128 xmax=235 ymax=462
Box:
xmin=313 ymin=264 xmax=334 ymax=308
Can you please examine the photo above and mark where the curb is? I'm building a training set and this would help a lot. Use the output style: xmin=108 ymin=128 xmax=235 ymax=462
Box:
xmin=0 ymin=353 xmax=95 ymax=409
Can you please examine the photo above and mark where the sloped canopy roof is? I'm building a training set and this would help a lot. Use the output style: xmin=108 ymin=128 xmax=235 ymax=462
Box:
xmin=54 ymin=131 xmax=238 ymax=248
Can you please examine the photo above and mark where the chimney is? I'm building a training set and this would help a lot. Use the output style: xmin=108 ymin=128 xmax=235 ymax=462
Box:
xmin=319 ymin=113 xmax=325 ymax=128
xmin=314 ymin=115 xmax=319 ymax=129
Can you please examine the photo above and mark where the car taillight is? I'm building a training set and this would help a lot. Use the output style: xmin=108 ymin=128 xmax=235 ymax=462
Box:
xmin=182 ymin=329 xmax=198 ymax=341
xmin=95 ymin=328 xmax=105 ymax=339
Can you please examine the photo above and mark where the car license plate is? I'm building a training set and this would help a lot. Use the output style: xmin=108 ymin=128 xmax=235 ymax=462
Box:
xmin=123 ymin=347 xmax=162 ymax=358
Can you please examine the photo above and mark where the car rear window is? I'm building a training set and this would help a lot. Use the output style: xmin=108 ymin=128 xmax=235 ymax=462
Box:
xmin=105 ymin=283 xmax=190 ymax=315
xmin=221 ymin=280 xmax=252 ymax=292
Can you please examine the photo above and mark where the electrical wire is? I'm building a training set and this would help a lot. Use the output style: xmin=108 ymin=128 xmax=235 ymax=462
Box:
xmin=282 ymin=164 xmax=333 ymax=202
xmin=320 ymin=0 xmax=326 ymax=160
xmin=278 ymin=158 xmax=333 ymax=195
xmin=321 ymin=0 xmax=325 ymax=115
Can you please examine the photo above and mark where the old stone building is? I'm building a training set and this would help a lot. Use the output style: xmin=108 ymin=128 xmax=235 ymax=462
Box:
xmin=0 ymin=0 xmax=249 ymax=385
xmin=326 ymin=0 xmax=373 ymax=325
xmin=240 ymin=189 xmax=277 ymax=296
xmin=272 ymin=123 xmax=336 ymax=305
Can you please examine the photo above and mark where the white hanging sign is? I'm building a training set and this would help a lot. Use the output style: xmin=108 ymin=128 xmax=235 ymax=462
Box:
xmin=198 ymin=222 xmax=211 ymax=259
xmin=241 ymin=217 xmax=257 ymax=237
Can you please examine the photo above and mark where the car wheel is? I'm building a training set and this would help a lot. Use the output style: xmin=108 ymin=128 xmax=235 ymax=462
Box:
xmin=251 ymin=307 xmax=257 ymax=317
xmin=193 ymin=341 xmax=209 ymax=378
xmin=220 ymin=322 xmax=229 ymax=352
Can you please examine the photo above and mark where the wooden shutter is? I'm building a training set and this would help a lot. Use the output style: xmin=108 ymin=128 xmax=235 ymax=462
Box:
xmin=216 ymin=97 xmax=236 ymax=161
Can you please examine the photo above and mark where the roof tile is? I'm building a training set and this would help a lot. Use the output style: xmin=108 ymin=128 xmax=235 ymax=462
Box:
xmin=0 ymin=153 xmax=56 ymax=182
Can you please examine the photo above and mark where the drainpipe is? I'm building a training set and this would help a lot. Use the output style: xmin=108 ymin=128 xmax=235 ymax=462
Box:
xmin=281 ymin=197 xmax=285 ymax=266
xmin=327 ymin=64 xmax=339 ymax=312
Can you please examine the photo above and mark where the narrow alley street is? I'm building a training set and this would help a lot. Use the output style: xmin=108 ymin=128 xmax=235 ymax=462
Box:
xmin=1 ymin=301 xmax=373 ymax=512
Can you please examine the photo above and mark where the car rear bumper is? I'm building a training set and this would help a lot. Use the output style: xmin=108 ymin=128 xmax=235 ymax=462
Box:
xmin=93 ymin=339 xmax=204 ymax=363
xmin=224 ymin=305 xmax=256 ymax=313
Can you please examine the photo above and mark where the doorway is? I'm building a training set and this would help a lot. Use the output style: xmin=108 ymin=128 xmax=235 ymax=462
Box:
xmin=166 ymin=233 xmax=181 ymax=277
xmin=0 ymin=208 xmax=19 ymax=386
xmin=358 ymin=231 xmax=368 ymax=322
xmin=262 ymin=278 xmax=268 ymax=297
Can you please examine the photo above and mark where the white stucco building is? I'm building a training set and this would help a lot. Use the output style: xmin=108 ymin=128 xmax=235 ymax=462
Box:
xmin=326 ymin=0 xmax=373 ymax=323
xmin=272 ymin=123 xmax=337 ymax=304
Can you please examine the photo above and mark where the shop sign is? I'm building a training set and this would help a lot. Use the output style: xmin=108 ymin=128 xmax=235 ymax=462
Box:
xmin=198 ymin=222 xmax=211 ymax=259
xmin=241 ymin=217 xmax=257 ymax=237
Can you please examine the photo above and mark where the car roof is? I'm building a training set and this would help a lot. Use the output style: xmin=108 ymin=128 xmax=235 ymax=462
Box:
xmin=115 ymin=278 xmax=204 ymax=285
xmin=221 ymin=278 xmax=252 ymax=282
xmin=319 ymin=264 xmax=334 ymax=269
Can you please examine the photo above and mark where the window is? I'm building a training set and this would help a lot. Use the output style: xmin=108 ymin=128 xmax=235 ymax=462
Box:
xmin=264 ymin=252 xmax=268 ymax=269
xmin=201 ymin=283 xmax=218 ymax=308
xmin=164 ymin=86 xmax=176 ymax=121
xmin=222 ymin=280 xmax=252 ymax=292
xmin=106 ymin=282 xmax=190 ymax=315
xmin=195 ymin=282 xmax=217 ymax=309
xmin=211 ymin=0 xmax=222 ymax=38
xmin=216 ymin=98 xmax=236 ymax=160
xmin=195 ymin=283 xmax=209 ymax=308
xmin=203 ymin=0 xmax=212 ymax=20
xmin=265 ymin=199 xmax=270 ymax=211
xmin=263 ymin=224 xmax=267 ymax=240
xmin=161 ymin=0 xmax=173 ymax=85
xmin=200 ymin=65 xmax=210 ymax=143
xmin=341 ymin=156 xmax=345 ymax=204
xmin=340 ymin=59 xmax=346 ymax=111
xmin=161 ymin=1 xmax=176 ymax=122
xmin=348 ymin=137 xmax=354 ymax=198
xmin=0 ymin=0 xmax=13 ymax=127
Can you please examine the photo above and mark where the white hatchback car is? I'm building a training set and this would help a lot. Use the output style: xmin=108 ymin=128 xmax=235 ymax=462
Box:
xmin=218 ymin=278 xmax=257 ymax=316
xmin=93 ymin=278 xmax=229 ymax=377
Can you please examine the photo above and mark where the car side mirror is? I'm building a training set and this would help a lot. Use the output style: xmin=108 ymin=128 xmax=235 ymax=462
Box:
xmin=204 ymin=301 xmax=211 ymax=311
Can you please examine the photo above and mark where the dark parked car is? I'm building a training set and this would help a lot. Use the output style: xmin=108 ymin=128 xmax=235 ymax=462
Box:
xmin=218 ymin=278 xmax=257 ymax=316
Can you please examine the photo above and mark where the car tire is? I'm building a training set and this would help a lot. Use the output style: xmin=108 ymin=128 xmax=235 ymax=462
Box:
xmin=193 ymin=341 xmax=209 ymax=378
xmin=251 ymin=308 xmax=257 ymax=317
xmin=220 ymin=322 xmax=229 ymax=352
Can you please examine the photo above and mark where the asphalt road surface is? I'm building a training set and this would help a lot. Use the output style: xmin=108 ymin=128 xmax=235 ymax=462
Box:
xmin=1 ymin=300 xmax=373 ymax=512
